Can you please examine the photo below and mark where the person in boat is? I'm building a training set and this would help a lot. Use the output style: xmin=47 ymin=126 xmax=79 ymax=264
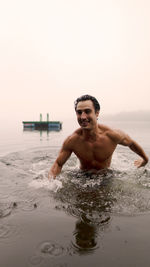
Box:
xmin=48 ymin=94 xmax=148 ymax=179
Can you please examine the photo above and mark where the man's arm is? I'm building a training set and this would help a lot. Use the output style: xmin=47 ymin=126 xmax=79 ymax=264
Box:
xmin=117 ymin=130 xmax=148 ymax=168
xmin=48 ymin=137 xmax=72 ymax=179
xmin=108 ymin=129 xmax=149 ymax=168
xmin=128 ymin=140 xmax=149 ymax=167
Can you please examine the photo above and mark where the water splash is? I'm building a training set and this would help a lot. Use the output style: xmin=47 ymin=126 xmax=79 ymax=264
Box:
xmin=29 ymin=176 xmax=63 ymax=193
xmin=1 ymin=148 xmax=150 ymax=216
xmin=52 ymin=167 xmax=150 ymax=216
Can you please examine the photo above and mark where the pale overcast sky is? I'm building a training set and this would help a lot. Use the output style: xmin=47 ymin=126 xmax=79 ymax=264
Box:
xmin=0 ymin=0 xmax=150 ymax=121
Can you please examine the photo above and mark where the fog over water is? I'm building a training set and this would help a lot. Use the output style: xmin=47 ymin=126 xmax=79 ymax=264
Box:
xmin=1 ymin=0 xmax=150 ymax=122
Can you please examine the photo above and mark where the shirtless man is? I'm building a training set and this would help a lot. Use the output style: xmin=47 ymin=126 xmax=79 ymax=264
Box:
xmin=48 ymin=95 xmax=148 ymax=179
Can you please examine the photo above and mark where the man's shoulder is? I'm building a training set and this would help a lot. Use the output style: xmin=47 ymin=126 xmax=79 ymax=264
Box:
xmin=98 ymin=124 xmax=123 ymax=143
xmin=68 ymin=128 xmax=82 ymax=141
xmin=63 ymin=128 xmax=81 ymax=147
xmin=74 ymin=128 xmax=82 ymax=136
xmin=98 ymin=123 xmax=112 ymax=133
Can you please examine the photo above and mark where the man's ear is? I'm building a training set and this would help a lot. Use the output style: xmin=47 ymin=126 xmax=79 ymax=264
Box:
xmin=96 ymin=111 xmax=99 ymax=118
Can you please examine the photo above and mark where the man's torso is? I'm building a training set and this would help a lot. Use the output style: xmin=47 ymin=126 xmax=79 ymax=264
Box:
xmin=70 ymin=126 xmax=117 ymax=170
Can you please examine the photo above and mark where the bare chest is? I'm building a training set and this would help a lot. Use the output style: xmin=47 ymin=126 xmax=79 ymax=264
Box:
xmin=73 ymin=137 xmax=116 ymax=162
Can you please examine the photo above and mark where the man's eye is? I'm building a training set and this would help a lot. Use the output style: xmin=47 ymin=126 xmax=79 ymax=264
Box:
xmin=85 ymin=109 xmax=91 ymax=114
xmin=77 ymin=110 xmax=82 ymax=115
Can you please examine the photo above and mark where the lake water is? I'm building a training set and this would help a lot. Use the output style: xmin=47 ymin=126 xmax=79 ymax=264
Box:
xmin=0 ymin=119 xmax=150 ymax=267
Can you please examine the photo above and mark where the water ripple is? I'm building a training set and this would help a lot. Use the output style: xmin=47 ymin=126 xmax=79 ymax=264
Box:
xmin=0 ymin=223 xmax=20 ymax=243
xmin=0 ymin=203 xmax=12 ymax=218
xmin=29 ymin=241 xmax=67 ymax=267
xmin=29 ymin=255 xmax=43 ymax=266
xmin=37 ymin=241 xmax=66 ymax=257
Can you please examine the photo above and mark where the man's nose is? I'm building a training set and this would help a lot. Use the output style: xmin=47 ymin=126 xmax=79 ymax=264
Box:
xmin=81 ymin=112 xmax=87 ymax=119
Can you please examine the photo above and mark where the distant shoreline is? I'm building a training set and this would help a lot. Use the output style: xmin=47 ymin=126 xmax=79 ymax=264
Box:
xmin=101 ymin=110 xmax=150 ymax=121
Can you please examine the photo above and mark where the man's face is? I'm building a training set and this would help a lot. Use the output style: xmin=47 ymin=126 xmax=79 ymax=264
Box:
xmin=76 ymin=100 xmax=99 ymax=129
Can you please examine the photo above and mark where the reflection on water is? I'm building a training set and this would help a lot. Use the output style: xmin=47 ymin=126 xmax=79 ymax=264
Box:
xmin=53 ymin=171 xmax=114 ymax=254
xmin=23 ymin=128 xmax=62 ymax=142
xmin=73 ymin=219 xmax=98 ymax=253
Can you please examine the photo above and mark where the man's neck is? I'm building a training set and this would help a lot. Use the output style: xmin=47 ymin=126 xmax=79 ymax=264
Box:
xmin=82 ymin=124 xmax=99 ymax=141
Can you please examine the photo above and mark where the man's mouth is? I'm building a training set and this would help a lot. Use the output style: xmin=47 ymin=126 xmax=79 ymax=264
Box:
xmin=79 ymin=120 xmax=90 ymax=126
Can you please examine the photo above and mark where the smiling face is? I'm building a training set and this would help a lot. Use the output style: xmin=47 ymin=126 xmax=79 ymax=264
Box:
xmin=76 ymin=100 xmax=99 ymax=130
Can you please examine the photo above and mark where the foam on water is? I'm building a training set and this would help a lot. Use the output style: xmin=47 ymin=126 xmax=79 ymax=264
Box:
xmin=29 ymin=177 xmax=63 ymax=192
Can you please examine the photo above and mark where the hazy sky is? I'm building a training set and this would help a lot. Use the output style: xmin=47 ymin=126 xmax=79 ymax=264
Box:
xmin=0 ymin=0 xmax=150 ymax=122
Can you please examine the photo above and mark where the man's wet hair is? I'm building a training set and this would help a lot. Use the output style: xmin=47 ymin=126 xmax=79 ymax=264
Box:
xmin=74 ymin=94 xmax=100 ymax=112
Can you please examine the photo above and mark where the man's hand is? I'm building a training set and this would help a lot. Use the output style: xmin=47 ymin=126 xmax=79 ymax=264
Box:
xmin=48 ymin=139 xmax=72 ymax=180
xmin=134 ymin=158 xmax=148 ymax=168
xmin=48 ymin=171 xmax=56 ymax=180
